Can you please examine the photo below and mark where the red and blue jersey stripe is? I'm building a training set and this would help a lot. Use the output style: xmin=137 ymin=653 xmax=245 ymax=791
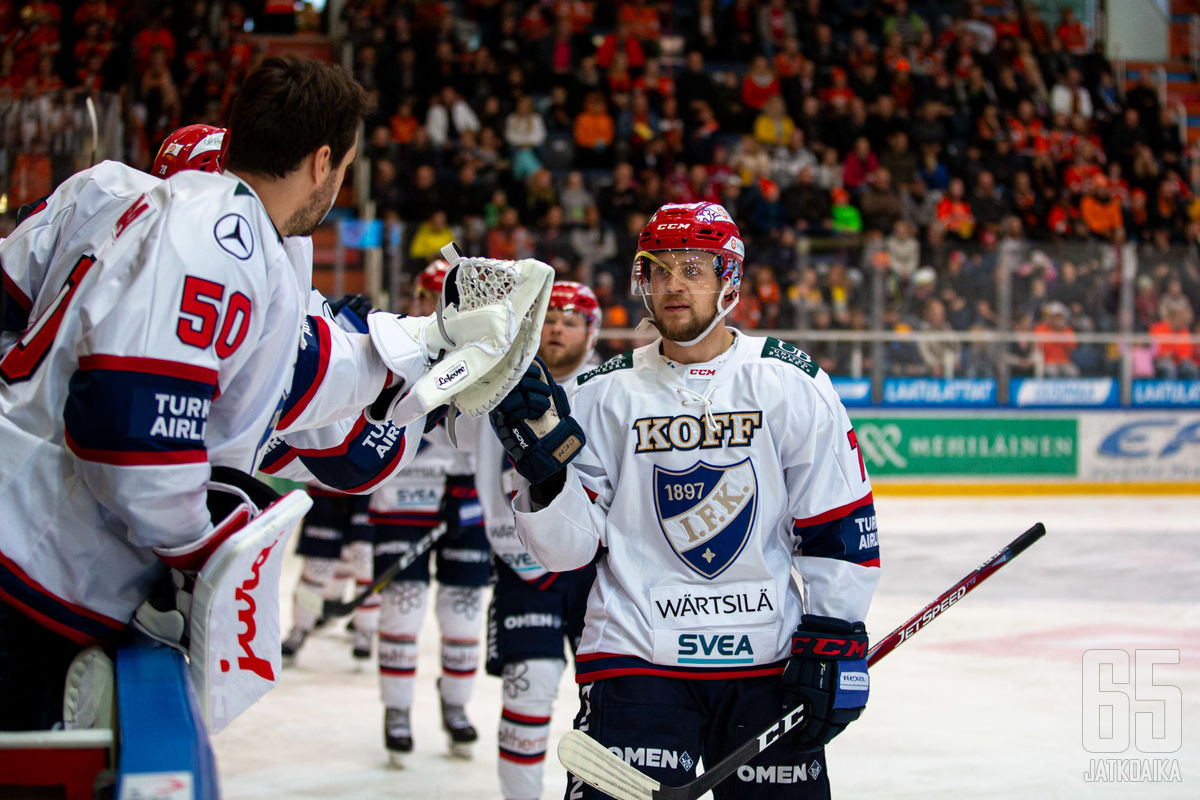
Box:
xmin=64 ymin=355 xmax=218 ymax=466
xmin=792 ymin=492 xmax=879 ymax=568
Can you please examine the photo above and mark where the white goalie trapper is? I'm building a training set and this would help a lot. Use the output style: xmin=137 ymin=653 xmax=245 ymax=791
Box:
xmin=372 ymin=243 xmax=555 ymax=425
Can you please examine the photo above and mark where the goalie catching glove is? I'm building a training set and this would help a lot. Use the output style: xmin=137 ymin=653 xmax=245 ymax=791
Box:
xmin=489 ymin=356 xmax=586 ymax=485
xmin=367 ymin=244 xmax=555 ymax=427
xmin=782 ymin=614 xmax=870 ymax=750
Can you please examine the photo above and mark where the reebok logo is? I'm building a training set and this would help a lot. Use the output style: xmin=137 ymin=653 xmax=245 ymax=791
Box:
xmin=437 ymin=361 xmax=468 ymax=389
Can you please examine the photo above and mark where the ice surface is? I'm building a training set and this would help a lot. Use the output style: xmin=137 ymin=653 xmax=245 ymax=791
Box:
xmin=214 ymin=495 xmax=1200 ymax=798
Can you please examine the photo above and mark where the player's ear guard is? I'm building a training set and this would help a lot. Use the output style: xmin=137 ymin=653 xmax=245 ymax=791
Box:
xmin=488 ymin=356 xmax=585 ymax=485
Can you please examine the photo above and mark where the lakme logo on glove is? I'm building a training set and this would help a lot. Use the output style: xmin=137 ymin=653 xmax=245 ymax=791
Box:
xmin=653 ymin=458 xmax=758 ymax=579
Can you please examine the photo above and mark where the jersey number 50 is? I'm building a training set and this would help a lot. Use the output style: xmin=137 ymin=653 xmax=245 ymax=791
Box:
xmin=177 ymin=275 xmax=252 ymax=358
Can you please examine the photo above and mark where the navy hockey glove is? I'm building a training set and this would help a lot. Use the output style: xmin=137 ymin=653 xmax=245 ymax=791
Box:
xmin=782 ymin=614 xmax=870 ymax=750
xmin=329 ymin=293 xmax=372 ymax=333
xmin=489 ymin=357 xmax=585 ymax=485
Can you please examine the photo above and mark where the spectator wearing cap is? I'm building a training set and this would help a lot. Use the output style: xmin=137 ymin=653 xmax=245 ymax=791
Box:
xmin=1034 ymin=302 xmax=1080 ymax=377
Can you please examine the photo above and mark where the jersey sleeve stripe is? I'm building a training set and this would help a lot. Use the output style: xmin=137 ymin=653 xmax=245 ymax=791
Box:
xmin=258 ymin=443 xmax=299 ymax=474
xmin=78 ymin=354 xmax=218 ymax=386
xmin=368 ymin=510 xmax=439 ymax=527
xmin=278 ymin=315 xmax=332 ymax=430
xmin=792 ymin=490 xmax=874 ymax=527
xmin=65 ymin=359 xmax=216 ymax=465
xmin=2 ymin=266 xmax=32 ymax=331
xmin=291 ymin=415 xmax=369 ymax=457
xmin=65 ymin=432 xmax=208 ymax=465
xmin=0 ymin=549 xmax=127 ymax=646
xmin=793 ymin=492 xmax=879 ymax=567
xmin=296 ymin=419 xmax=410 ymax=494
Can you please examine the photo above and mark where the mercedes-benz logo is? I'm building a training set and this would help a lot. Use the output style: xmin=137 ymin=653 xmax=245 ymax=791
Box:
xmin=214 ymin=213 xmax=254 ymax=260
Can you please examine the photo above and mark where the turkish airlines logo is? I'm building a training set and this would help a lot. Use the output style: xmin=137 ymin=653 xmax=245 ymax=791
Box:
xmin=214 ymin=213 xmax=254 ymax=260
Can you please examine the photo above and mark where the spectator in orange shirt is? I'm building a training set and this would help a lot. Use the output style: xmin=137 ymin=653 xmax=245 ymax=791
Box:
xmin=1080 ymin=177 xmax=1125 ymax=240
xmin=1150 ymin=305 xmax=1199 ymax=378
xmin=936 ymin=178 xmax=976 ymax=240
xmin=1034 ymin=302 xmax=1080 ymax=377
xmin=574 ymin=91 xmax=615 ymax=167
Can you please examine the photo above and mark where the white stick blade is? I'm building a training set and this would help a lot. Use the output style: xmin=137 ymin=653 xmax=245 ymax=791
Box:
xmin=558 ymin=730 xmax=660 ymax=800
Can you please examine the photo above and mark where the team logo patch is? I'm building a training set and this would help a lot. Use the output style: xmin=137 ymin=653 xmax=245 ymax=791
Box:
xmin=214 ymin=213 xmax=254 ymax=260
xmin=653 ymin=459 xmax=758 ymax=579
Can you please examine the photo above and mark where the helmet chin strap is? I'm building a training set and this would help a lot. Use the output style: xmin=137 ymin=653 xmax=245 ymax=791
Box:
xmin=639 ymin=279 xmax=739 ymax=347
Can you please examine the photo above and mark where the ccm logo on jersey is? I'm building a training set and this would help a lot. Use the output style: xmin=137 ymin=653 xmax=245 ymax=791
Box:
xmin=634 ymin=411 xmax=761 ymax=452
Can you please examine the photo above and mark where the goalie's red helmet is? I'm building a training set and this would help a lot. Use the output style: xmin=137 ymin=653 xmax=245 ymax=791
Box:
xmin=152 ymin=124 xmax=228 ymax=178
xmin=633 ymin=202 xmax=744 ymax=296
xmin=418 ymin=259 xmax=452 ymax=294
xmin=549 ymin=281 xmax=601 ymax=337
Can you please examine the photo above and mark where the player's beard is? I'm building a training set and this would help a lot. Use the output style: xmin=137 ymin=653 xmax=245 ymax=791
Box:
xmin=284 ymin=168 xmax=339 ymax=237
xmin=652 ymin=292 xmax=719 ymax=343
xmin=540 ymin=336 xmax=588 ymax=373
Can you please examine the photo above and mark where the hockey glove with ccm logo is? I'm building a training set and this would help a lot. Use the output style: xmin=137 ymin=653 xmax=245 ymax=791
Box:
xmin=782 ymin=614 xmax=870 ymax=750
xmin=488 ymin=357 xmax=585 ymax=486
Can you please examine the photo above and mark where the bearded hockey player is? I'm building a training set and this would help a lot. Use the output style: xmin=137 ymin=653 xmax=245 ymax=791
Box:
xmin=476 ymin=281 xmax=601 ymax=800
xmin=0 ymin=57 xmax=529 ymax=731
xmin=491 ymin=202 xmax=880 ymax=798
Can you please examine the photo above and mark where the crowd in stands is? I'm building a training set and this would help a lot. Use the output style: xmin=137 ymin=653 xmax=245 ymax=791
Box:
xmin=3 ymin=0 xmax=1200 ymax=381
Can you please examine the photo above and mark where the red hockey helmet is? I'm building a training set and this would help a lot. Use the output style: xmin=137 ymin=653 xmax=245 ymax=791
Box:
xmin=152 ymin=124 xmax=228 ymax=178
xmin=418 ymin=259 xmax=452 ymax=295
xmin=548 ymin=281 xmax=601 ymax=339
xmin=633 ymin=202 xmax=744 ymax=298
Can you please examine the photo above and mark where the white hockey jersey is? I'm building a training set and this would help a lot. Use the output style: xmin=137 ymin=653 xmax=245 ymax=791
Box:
xmin=1 ymin=161 xmax=156 ymax=355
xmin=3 ymin=174 xmax=410 ymax=496
xmin=367 ymin=417 xmax=480 ymax=530
xmin=513 ymin=333 xmax=880 ymax=682
xmin=0 ymin=171 xmax=418 ymax=644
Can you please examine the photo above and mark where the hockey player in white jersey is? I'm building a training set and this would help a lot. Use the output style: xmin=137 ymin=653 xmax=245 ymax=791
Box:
xmin=0 ymin=124 xmax=223 ymax=355
xmin=476 ymin=281 xmax=601 ymax=800
xmin=490 ymin=202 xmax=880 ymax=798
xmin=371 ymin=261 xmax=491 ymax=765
xmin=0 ymin=57 xmax=527 ymax=731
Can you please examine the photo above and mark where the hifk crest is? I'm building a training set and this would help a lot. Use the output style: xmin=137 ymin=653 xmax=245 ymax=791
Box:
xmin=653 ymin=459 xmax=758 ymax=579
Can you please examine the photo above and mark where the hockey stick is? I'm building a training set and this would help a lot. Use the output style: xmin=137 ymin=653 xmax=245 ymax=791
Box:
xmin=558 ymin=522 xmax=1047 ymax=800
xmin=322 ymin=522 xmax=448 ymax=617
xmin=85 ymin=95 xmax=99 ymax=164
